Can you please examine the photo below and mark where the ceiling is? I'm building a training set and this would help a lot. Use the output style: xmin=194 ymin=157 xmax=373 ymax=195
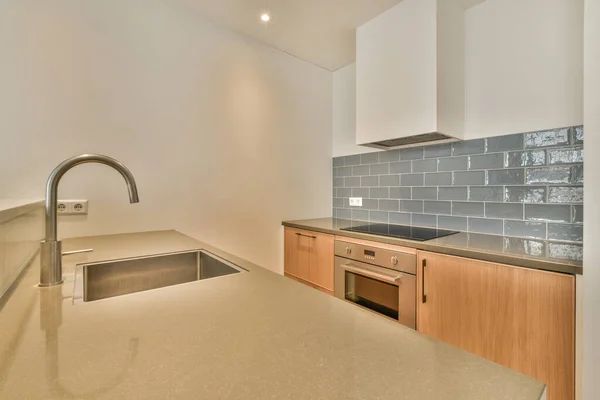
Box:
xmin=172 ymin=0 xmax=487 ymax=71
xmin=171 ymin=0 xmax=403 ymax=71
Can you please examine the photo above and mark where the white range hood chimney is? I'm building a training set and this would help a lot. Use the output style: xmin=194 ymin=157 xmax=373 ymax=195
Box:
xmin=356 ymin=0 xmax=466 ymax=149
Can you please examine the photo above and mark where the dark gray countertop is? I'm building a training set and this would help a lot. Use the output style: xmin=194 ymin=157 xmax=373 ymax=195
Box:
xmin=282 ymin=218 xmax=582 ymax=275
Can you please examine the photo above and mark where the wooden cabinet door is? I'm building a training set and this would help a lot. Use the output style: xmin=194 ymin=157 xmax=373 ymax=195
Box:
xmin=284 ymin=227 xmax=310 ymax=282
xmin=417 ymin=251 xmax=575 ymax=400
xmin=308 ymin=232 xmax=334 ymax=291
xmin=284 ymin=227 xmax=334 ymax=292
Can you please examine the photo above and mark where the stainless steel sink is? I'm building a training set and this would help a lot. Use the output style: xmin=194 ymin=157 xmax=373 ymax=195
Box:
xmin=73 ymin=250 xmax=246 ymax=302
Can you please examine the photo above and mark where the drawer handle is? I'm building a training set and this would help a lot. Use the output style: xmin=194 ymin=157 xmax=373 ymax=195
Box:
xmin=422 ymin=259 xmax=427 ymax=303
xmin=296 ymin=233 xmax=316 ymax=239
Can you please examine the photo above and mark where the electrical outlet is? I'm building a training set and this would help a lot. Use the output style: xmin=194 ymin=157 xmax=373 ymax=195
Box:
xmin=57 ymin=201 xmax=70 ymax=214
xmin=57 ymin=200 xmax=89 ymax=215
xmin=349 ymin=197 xmax=363 ymax=207
xmin=71 ymin=200 xmax=88 ymax=214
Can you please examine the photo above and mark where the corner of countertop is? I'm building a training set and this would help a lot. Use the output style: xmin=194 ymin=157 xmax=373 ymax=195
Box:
xmin=0 ymin=199 xmax=44 ymax=224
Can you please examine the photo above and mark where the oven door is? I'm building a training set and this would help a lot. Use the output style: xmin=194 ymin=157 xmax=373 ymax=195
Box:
xmin=334 ymin=256 xmax=416 ymax=329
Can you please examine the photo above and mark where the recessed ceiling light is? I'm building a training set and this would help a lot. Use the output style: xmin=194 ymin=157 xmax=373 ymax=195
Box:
xmin=260 ymin=13 xmax=270 ymax=22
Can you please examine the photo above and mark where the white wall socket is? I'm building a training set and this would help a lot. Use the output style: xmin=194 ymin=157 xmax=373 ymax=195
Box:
xmin=349 ymin=197 xmax=363 ymax=207
xmin=57 ymin=200 xmax=89 ymax=215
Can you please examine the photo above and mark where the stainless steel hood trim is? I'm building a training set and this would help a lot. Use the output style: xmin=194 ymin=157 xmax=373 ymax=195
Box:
xmin=360 ymin=132 xmax=461 ymax=150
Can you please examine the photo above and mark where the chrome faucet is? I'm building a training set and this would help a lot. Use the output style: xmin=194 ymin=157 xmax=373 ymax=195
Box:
xmin=40 ymin=154 xmax=140 ymax=287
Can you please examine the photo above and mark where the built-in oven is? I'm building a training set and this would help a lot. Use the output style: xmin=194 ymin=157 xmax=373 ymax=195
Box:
xmin=334 ymin=240 xmax=416 ymax=329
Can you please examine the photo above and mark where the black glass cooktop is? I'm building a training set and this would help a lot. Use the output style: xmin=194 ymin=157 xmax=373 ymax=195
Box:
xmin=340 ymin=223 xmax=458 ymax=242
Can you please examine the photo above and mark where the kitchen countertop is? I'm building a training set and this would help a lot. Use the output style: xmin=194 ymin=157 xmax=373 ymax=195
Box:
xmin=282 ymin=218 xmax=582 ymax=275
xmin=0 ymin=199 xmax=44 ymax=224
xmin=0 ymin=230 xmax=545 ymax=400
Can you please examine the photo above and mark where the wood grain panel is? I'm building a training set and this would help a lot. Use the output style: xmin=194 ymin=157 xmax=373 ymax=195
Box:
xmin=417 ymin=251 xmax=574 ymax=400
xmin=284 ymin=227 xmax=334 ymax=291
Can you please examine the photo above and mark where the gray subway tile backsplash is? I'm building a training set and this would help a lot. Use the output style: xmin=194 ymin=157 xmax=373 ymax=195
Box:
xmin=487 ymin=169 xmax=524 ymax=185
xmin=370 ymin=187 xmax=389 ymax=199
xmin=424 ymin=143 xmax=452 ymax=158
xmin=505 ymin=150 xmax=546 ymax=167
xmin=352 ymin=165 xmax=370 ymax=176
xmin=485 ymin=203 xmax=524 ymax=219
xmin=547 ymin=242 xmax=583 ymax=261
xmin=390 ymin=212 xmax=411 ymax=225
xmin=453 ymin=171 xmax=486 ymax=185
xmin=344 ymin=154 xmax=362 ymax=166
xmin=525 ymin=204 xmax=571 ymax=223
xmin=505 ymin=186 xmax=546 ymax=203
xmin=361 ymin=152 xmax=379 ymax=164
xmin=469 ymin=153 xmax=504 ymax=170
xmin=573 ymin=126 xmax=584 ymax=144
xmin=548 ymin=148 xmax=583 ymax=165
xmin=400 ymin=200 xmax=424 ymax=213
xmin=452 ymin=139 xmax=485 ymax=155
xmin=504 ymin=220 xmax=547 ymax=239
xmin=424 ymin=201 xmax=452 ymax=215
xmin=400 ymin=173 xmax=424 ymax=186
xmin=352 ymin=187 xmax=370 ymax=197
xmin=438 ymin=156 xmax=468 ymax=171
xmin=452 ymin=202 xmax=485 ymax=217
xmin=378 ymin=150 xmax=400 ymax=163
xmin=425 ymin=172 xmax=452 ymax=186
xmin=379 ymin=174 xmax=400 ymax=187
xmin=390 ymin=161 xmax=412 ymax=174
xmin=331 ymin=125 xmax=583 ymax=244
xmin=370 ymin=211 xmax=389 ymax=223
xmin=469 ymin=187 xmax=504 ymax=202
xmin=412 ymin=187 xmax=437 ymax=200
xmin=370 ymin=163 xmax=390 ymax=175
xmin=438 ymin=215 xmax=468 ymax=231
xmin=526 ymin=166 xmax=571 ymax=184
xmin=572 ymin=205 xmax=583 ymax=224
xmin=439 ymin=187 xmax=468 ymax=201
xmin=548 ymin=187 xmax=583 ymax=204
xmin=485 ymin=133 xmax=523 ymax=152
xmin=412 ymin=158 xmax=437 ymax=173
xmin=400 ymin=147 xmax=424 ymax=160
xmin=390 ymin=187 xmax=412 ymax=199
xmin=411 ymin=214 xmax=437 ymax=228
xmin=524 ymin=128 xmax=570 ymax=148
xmin=469 ymin=217 xmax=504 ymax=235
xmin=345 ymin=177 xmax=361 ymax=187
xmin=548 ymin=223 xmax=583 ymax=242
xmin=379 ymin=199 xmax=400 ymax=211
xmin=360 ymin=176 xmax=379 ymax=187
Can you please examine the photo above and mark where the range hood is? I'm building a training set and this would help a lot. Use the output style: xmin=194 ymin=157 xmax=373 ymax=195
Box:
xmin=356 ymin=0 xmax=466 ymax=150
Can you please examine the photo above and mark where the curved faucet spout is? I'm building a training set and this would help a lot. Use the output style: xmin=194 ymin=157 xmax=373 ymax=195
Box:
xmin=40 ymin=154 xmax=140 ymax=286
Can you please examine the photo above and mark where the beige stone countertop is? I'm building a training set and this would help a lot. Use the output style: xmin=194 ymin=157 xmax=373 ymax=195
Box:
xmin=0 ymin=199 xmax=44 ymax=224
xmin=0 ymin=230 xmax=545 ymax=400
xmin=283 ymin=218 xmax=582 ymax=275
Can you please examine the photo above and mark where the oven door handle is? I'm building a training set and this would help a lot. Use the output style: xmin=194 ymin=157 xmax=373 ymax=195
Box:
xmin=340 ymin=263 xmax=402 ymax=284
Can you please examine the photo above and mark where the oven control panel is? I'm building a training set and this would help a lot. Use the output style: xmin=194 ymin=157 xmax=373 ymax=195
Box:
xmin=334 ymin=240 xmax=417 ymax=275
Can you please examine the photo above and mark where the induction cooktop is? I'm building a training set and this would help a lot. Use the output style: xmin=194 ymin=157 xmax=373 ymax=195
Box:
xmin=340 ymin=223 xmax=458 ymax=242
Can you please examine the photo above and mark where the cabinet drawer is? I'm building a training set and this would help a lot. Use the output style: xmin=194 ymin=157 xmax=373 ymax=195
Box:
xmin=284 ymin=228 xmax=334 ymax=291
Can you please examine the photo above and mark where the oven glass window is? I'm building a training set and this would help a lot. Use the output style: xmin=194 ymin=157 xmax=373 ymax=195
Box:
xmin=345 ymin=271 xmax=399 ymax=320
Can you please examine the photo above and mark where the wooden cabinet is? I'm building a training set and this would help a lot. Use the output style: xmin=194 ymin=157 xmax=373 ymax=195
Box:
xmin=417 ymin=251 xmax=575 ymax=400
xmin=284 ymin=227 xmax=334 ymax=293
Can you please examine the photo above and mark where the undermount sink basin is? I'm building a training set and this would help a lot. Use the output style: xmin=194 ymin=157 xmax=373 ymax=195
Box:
xmin=74 ymin=250 xmax=246 ymax=302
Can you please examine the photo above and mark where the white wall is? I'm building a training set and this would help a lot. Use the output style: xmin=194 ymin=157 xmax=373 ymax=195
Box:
xmin=464 ymin=0 xmax=583 ymax=138
xmin=0 ymin=0 xmax=333 ymax=273
xmin=583 ymin=0 xmax=600 ymax=397
xmin=332 ymin=63 xmax=379 ymax=157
